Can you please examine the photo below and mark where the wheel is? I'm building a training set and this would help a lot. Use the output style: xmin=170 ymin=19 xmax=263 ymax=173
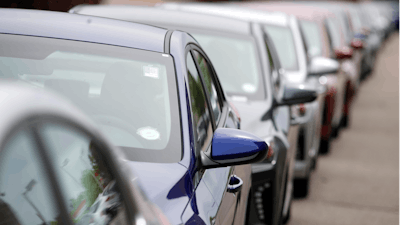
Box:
xmin=311 ymin=157 xmax=317 ymax=170
xmin=319 ymin=138 xmax=330 ymax=155
xmin=341 ymin=114 xmax=349 ymax=128
xmin=280 ymin=174 xmax=291 ymax=225
xmin=293 ymin=177 xmax=309 ymax=198
xmin=331 ymin=125 xmax=339 ymax=139
xmin=282 ymin=203 xmax=291 ymax=224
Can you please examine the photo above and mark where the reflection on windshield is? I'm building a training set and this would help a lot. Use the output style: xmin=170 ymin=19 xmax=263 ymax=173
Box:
xmin=42 ymin=124 xmax=123 ymax=224
xmin=264 ymin=25 xmax=299 ymax=71
xmin=192 ymin=33 xmax=263 ymax=99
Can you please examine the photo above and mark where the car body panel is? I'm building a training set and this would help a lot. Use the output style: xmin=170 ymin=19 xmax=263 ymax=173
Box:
xmin=70 ymin=4 xmax=296 ymax=225
xmin=0 ymin=8 xmax=166 ymax=53
xmin=236 ymin=2 xmax=326 ymax=181
xmin=0 ymin=9 xmax=254 ymax=225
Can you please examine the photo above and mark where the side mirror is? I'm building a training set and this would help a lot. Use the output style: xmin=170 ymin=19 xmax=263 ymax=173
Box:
xmin=277 ymin=84 xmax=318 ymax=106
xmin=200 ymin=128 xmax=269 ymax=169
xmin=308 ymin=56 xmax=340 ymax=76
xmin=335 ymin=46 xmax=353 ymax=60
xmin=351 ymin=38 xmax=364 ymax=49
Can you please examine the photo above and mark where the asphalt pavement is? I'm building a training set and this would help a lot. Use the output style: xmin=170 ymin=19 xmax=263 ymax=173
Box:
xmin=287 ymin=33 xmax=399 ymax=225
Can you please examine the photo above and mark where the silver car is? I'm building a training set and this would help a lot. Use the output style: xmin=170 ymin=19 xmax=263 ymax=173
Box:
xmin=0 ymin=83 xmax=170 ymax=225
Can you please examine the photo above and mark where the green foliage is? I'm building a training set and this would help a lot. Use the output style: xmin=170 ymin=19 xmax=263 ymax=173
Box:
xmin=81 ymin=169 xmax=102 ymax=207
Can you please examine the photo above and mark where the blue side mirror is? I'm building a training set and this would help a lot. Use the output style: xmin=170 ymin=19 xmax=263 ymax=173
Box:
xmin=200 ymin=128 xmax=269 ymax=169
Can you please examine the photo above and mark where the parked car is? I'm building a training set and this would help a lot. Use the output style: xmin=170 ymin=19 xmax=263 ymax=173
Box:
xmin=236 ymin=2 xmax=341 ymax=197
xmin=256 ymin=3 xmax=356 ymax=147
xmin=341 ymin=4 xmax=385 ymax=80
xmin=0 ymin=8 xmax=271 ymax=225
xmin=70 ymin=4 xmax=318 ymax=225
xmin=0 ymin=83 xmax=171 ymax=225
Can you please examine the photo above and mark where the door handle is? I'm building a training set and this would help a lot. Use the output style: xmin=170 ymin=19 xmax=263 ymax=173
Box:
xmin=227 ymin=175 xmax=243 ymax=193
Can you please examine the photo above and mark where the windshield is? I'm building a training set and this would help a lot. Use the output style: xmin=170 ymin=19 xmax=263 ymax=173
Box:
xmin=192 ymin=33 xmax=265 ymax=100
xmin=0 ymin=34 xmax=181 ymax=163
xmin=325 ymin=17 xmax=342 ymax=50
xmin=264 ymin=25 xmax=299 ymax=71
xmin=300 ymin=20 xmax=323 ymax=57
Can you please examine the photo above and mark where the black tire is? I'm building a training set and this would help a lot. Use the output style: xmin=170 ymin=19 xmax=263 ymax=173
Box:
xmin=331 ymin=125 xmax=339 ymax=138
xmin=293 ymin=177 xmax=309 ymax=198
xmin=319 ymin=138 xmax=330 ymax=155
xmin=282 ymin=203 xmax=291 ymax=224
xmin=341 ymin=114 xmax=349 ymax=128
xmin=311 ymin=157 xmax=317 ymax=170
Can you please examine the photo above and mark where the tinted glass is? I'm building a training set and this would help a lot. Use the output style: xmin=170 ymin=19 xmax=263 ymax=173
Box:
xmin=187 ymin=53 xmax=213 ymax=152
xmin=192 ymin=50 xmax=222 ymax=124
xmin=192 ymin=33 xmax=264 ymax=100
xmin=300 ymin=20 xmax=323 ymax=57
xmin=0 ymin=129 xmax=60 ymax=224
xmin=0 ymin=34 xmax=181 ymax=163
xmin=264 ymin=25 xmax=299 ymax=71
xmin=40 ymin=124 xmax=125 ymax=225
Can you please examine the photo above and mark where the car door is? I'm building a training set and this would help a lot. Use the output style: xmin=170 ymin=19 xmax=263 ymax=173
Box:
xmin=263 ymin=32 xmax=298 ymax=223
xmin=184 ymin=46 xmax=243 ymax=225
xmin=324 ymin=18 xmax=347 ymax=127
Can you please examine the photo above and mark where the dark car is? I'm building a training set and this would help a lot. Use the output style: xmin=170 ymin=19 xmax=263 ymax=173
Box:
xmin=70 ymin=4 xmax=318 ymax=225
xmin=0 ymin=83 xmax=171 ymax=225
xmin=0 ymin=8 xmax=271 ymax=225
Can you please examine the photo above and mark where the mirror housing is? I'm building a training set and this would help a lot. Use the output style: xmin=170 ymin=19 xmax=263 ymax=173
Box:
xmin=308 ymin=56 xmax=340 ymax=76
xmin=277 ymin=84 xmax=318 ymax=106
xmin=351 ymin=38 xmax=364 ymax=50
xmin=335 ymin=46 xmax=353 ymax=60
xmin=200 ymin=128 xmax=269 ymax=169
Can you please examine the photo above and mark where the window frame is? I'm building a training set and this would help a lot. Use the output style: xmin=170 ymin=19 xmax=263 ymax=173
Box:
xmin=262 ymin=31 xmax=283 ymax=99
xmin=190 ymin=47 xmax=225 ymax=125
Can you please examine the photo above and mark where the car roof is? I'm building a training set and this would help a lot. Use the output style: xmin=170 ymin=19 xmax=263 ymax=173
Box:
xmin=160 ymin=2 xmax=290 ymax=27
xmin=0 ymin=8 xmax=168 ymax=53
xmin=70 ymin=5 xmax=252 ymax=35
xmin=240 ymin=2 xmax=335 ymax=22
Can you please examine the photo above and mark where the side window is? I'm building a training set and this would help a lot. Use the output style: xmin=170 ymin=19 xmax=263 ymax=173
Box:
xmin=265 ymin=40 xmax=280 ymax=95
xmin=192 ymin=50 xmax=222 ymax=124
xmin=324 ymin=18 xmax=341 ymax=58
xmin=0 ymin=129 xmax=60 ymax=225
xmin=187 ymin=53 xmax=213 ymax=152
xmin=40 ymin=124 xmax=126 ymax=225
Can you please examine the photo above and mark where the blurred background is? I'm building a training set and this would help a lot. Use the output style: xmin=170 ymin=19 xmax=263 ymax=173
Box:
xmin=0 ymin=0 xmax=385 ymax=12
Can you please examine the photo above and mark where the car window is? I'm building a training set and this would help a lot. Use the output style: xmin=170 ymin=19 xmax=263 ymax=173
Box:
xmin=39 ymin=123 xmax=126 ymax=225
xmin=187 ymin=53 xmax=213 ymax=152
xmin=325 ymin=18 xmax=342 ymax=57
xmin=192 ymin=33 xmax=264 ymax=100
xmin=264 ymin=25 xmax=299 ymax=71
xmin=0 ymin=34 xmax=181 ymax=163
xmin=192 ymin=50 xmax=222 ymax=124
xmin=300 ymin=20 xmax=323 ymax=57
xmin=0 ymin=129 xmax=60 ymax=224
xmin=264 ymin=40 xmax=280 ymax=95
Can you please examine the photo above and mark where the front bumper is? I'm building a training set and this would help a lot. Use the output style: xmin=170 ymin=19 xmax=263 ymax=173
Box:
xmin=249 ymin=156 xmax=285 ymax=225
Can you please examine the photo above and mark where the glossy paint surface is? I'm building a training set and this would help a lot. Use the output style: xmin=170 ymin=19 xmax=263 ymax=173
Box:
xmin=211 ymin=128 xmax=268 ymax=160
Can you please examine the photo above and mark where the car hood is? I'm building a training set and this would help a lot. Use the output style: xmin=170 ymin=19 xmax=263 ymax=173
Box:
xmin=124 ymin=161 xmax=191 ymax=225
xmin=230 ymin=99 xmax=275 ymax=139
